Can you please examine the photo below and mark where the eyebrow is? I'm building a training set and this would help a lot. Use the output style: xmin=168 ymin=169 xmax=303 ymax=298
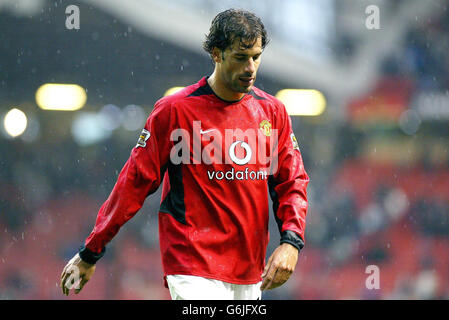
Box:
xmin=234 ymin=52 xmax=262 ymax=57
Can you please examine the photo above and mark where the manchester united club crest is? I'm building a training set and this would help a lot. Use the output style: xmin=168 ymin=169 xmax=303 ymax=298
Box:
xmin=259 ymin=120 xmax=272 ymax=137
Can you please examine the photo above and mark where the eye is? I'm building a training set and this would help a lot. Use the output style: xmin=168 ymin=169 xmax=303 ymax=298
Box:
xmin=253 ymin=55 xmax=261 ymax=61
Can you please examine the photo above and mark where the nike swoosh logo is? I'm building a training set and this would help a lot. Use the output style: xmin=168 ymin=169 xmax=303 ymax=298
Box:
xmin=200 ymin=129 xmax=216 ymax=134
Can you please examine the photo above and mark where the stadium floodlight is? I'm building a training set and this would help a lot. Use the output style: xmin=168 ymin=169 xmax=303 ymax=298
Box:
xmin=275 ymin=89 xmax=326 ymax=116
xmin=164 ymin=87 xmax=184 ymax=96
xmin=36 ymin=83 xmax=87 ymax=111
xmin=4 ymin=108 xmax=28 ymax=137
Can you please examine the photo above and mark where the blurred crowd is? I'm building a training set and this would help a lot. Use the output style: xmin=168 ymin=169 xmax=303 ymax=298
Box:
xmin=383 ymin=6 xmax=449 ymax=91
xmin=292 ymin=7 xmax=449 ymax=299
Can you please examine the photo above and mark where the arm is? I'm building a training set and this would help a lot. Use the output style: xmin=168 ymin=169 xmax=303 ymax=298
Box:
xmin=261 ymin=104 xmax=309 ymax=291
xmin=60 ymin=101 xmax=173 ymax=295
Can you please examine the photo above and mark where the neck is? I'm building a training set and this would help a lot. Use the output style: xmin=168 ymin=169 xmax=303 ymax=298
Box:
xmin=207 ymin=71 xmax=245 ymax=102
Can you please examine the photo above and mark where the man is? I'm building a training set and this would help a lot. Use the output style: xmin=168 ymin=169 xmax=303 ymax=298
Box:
xmin=60 ymin=8 xmax=309 ymax=300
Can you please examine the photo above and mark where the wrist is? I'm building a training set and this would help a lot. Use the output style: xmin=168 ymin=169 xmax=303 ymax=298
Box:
xmin=78 ymin=245 xmax=105 ymax=265
xmin=280 ymin=230 xmax=304 ymax=252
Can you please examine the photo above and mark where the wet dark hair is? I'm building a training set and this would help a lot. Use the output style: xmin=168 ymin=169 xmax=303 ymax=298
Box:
xmin=203 ymin=9 xmax=269 ymax=58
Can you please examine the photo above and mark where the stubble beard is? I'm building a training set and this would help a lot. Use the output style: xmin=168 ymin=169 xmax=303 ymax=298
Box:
xmin=229 ymin=76 xmax=254 ymax=94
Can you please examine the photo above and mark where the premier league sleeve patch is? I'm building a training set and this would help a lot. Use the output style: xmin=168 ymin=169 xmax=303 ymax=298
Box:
xmin=290 ymin=132 xmax=300 ymax=151
xmin=135 ymin=128 xmax=151 ymax=148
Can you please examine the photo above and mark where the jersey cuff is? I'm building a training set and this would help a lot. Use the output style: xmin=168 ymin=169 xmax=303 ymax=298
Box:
xmin=78 ymin=245 xmax=106 ymax=264
xmin=280 ymin=230 xmax=304 ymax=252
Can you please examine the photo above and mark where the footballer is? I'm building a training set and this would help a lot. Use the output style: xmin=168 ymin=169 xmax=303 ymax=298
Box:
xmin=60 ymin=8 xmax=309 ymax=300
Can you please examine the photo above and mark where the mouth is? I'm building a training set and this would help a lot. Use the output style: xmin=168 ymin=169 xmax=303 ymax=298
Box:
xmin=239 ymin=76 xmax=254 ymax=86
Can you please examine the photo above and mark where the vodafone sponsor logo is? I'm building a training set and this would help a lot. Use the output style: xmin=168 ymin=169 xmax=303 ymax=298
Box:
xmin=229 ymin=140 xmax=252 ymax=165
xmin=207 ymin=167 xmax=268 ymax=181
xmin=169 ymin=121 xmax=278 ymax=180
xmin=208 ymin=141 xmax=268 ymax=181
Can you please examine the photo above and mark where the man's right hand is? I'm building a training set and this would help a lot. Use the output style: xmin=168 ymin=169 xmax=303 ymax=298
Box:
xmin=60 ymin=253 xmax=96 ymax=296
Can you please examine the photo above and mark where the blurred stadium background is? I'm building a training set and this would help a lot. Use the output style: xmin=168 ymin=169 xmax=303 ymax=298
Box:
xmin=1 ymin=0 xmax=448 ymax=299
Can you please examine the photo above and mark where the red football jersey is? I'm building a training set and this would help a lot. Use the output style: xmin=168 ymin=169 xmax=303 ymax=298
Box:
xmin=80 ymin=76 xmax=309 ymax=286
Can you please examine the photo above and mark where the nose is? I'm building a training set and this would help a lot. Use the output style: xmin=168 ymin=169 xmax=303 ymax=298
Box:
xmin=244 ymin=58 xmax=256 ymax=75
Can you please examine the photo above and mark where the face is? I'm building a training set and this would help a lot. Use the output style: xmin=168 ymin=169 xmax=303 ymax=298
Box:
xmin=214 ymin=37 xmax=263 ymax=94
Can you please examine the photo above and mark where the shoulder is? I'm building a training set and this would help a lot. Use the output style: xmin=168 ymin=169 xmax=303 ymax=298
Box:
xmin=251 ymin=86 xmax=288 ymax=118
xmin=154 ymin=81 xmax=204 ymax=111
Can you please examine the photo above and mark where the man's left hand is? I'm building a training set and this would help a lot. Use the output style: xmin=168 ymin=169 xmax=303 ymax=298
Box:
xmin=260 ymin=243 xmax=298 ymax=291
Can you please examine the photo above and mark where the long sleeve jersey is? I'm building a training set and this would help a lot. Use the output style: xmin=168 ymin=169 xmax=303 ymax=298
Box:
xmin=79 ymin=76 xmax=309 ymax=285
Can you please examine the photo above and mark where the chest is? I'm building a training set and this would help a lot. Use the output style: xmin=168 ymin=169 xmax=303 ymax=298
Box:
xmin=172 ymin=100 xmax=278 ymax=168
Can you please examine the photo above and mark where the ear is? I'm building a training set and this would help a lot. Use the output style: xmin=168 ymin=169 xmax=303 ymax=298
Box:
xmin=211 ymin=47 xmax=223 ymax=63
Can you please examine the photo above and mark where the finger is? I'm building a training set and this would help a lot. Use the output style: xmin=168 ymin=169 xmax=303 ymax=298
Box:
xmin=61 ymin=271 xmax=70 ymax=296
xmin=62 ymin=268 xmax=77 ymax=296
xmin=262 ymin=254 xmax=274 ymax=278
xmin=60 ymin=264 xmax=70 ymax=288
xmin=270 ymin=264 xmax=293 ymax=290
xmin=60 ymin=263 xmax=70 ymax=286
xmin=260 ymin=259 xmax=274 ymax=289
xmin=260 ymin=276 xmax=268 ymax=291
xmin=270 ymin=268 xmax=288 ymax=290
xmin=260 ymin=270 xmax=270 ymax=290
xmin=60 ymin=269 xmax=66 ymax=291
xmin=75 ymin=277 xmax=88 ymax=294
xmin=261 ymin=260 xmax=278 ymax=291
xmin=61 ymin=267 xmax=70 ymax=295
xmin=60 ymin=264 xmax=68 ymax=281
xmin=64 ymin=271 xmax=75 ymax=296
xmin=262 ymin=268 xmax=279 ymax=291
